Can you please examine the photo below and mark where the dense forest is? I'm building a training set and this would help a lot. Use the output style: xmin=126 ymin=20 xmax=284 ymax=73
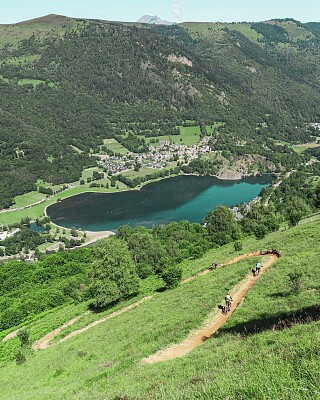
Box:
xmin=1 ymin=15 xmax=320 ymax=206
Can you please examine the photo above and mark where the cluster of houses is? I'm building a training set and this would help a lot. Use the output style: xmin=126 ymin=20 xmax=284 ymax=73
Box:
xmin=99 ymin=137 xmax=212 ymax=174
xmin=309 ymin=123 xmax=320 ymax=131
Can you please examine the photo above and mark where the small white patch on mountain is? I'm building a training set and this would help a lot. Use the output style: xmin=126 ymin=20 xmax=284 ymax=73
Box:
xmin=137 ymin=15 xmax=174 ymax=25
xmin=168 ymin=54 xmax=193 ymax=67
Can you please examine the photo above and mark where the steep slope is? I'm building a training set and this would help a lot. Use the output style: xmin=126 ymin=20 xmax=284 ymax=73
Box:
xmin=0 ymin=218 xmax=319 ymax=399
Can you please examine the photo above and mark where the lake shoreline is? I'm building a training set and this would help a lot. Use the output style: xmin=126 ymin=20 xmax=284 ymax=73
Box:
xmin=47 ymin=174 xmax=273 ymax=234
xmin=44 ymin=172 xmax=249 ymax=242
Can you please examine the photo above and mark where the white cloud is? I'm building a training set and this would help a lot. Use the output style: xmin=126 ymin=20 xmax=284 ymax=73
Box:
xmin=172 ymin=0 xmax=186 ymax=20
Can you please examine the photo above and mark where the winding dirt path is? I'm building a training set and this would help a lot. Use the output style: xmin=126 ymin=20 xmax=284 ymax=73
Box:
xmin=1 ymin=327 xmax=24 ymax=343
xmin=32 ymin=296 xmax=152 ymax=351
xmin=32 ymin=312 xmax=90 ymax=351
xmin=31 ymin=250 xmax=279 ymax=353
xmin=142 ymin=253 xmax=279 ymax=364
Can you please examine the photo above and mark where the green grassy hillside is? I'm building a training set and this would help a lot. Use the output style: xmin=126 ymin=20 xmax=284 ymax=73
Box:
xmin=0 ymin=217 xmax=319 ymax=399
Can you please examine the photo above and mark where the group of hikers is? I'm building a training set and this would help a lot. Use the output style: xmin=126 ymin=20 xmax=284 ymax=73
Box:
xmin=217 ymin=261 xmax=263 ymax=315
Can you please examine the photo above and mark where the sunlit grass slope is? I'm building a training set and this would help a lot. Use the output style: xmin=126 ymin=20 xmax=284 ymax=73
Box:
xmin=0 ymin=219 xmax=319 ymax=399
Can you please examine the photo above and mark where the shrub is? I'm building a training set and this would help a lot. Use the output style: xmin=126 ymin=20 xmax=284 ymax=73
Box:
xmin=15 ymin=350 xmax=26 ymax=365
xmin=288 ymin=271 xmax=303 ymax=294
xmin=161 ymin=265 xmax=182 ymax=289
xmin=234 ymin=241 xmax=243 ymax=252
xmin=17 ymin=328 xmax=30 ymax=347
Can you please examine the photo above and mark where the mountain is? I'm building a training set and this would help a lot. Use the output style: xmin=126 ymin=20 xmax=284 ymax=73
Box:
xmin=0 ymin=15 xmax=320 ymax=207
xmin=137 ymin=14 xmax=174 ymax=25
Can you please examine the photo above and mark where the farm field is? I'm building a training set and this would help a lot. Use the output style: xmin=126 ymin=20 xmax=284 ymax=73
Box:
xmin=0 ymin=218 xmax=319 ymax=399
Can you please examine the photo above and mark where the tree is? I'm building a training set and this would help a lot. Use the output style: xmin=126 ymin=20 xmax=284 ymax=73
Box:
xmin=205 ymin=206 xmax=241 ymax=245
xmin=315 ymin=185 xmax=320 ymax=208
xmin=286 ymin=197 xmax=310 ymax=227
xmin=89 ymin=237 xmax=139 ymax=308
xmin=70 ymin=228 xmax=78 ymax=237
xmin=127 ymin=231 xmax=167 ymax=277
xmin=161 ymin=265 xmax=182 ymax=289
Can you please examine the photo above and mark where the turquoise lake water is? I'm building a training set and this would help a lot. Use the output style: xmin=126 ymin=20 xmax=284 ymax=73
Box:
xmin=47 ymin=175 xmax=274 ymax=231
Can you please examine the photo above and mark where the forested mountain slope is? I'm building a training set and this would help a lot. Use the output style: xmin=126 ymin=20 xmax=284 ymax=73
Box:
xmin=1 ymin=15 xmax=320 ymax=206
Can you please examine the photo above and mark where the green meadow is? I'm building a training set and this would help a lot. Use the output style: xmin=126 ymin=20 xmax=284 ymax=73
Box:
xmin=0 ymin=218 xmax=319 ymax=399
xmin=103 ymin=138 xmax=129 ymax=155
xmin=147 ymin=124 xmax=222 ymax=147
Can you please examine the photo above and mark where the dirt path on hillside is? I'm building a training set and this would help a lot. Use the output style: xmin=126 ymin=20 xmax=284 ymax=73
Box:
xmin=31 ymin=251 xmax=278 ymax=352
xmin=142 ymin=253 xmax=278 ymax=364
xmin=1 ymin=327 xmax=25 ymax=343
xmin=32 ymin=312 xmax=90 ymax=350
xmin=180 ymin=251 xmax=263 ymax=284
xmin=33 ymin=296 xmax=152 ymax=350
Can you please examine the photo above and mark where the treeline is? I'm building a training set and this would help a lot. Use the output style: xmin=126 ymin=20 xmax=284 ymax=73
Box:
xmin=251 ymin=22 xmax=289 ymax=43
xmin=114 ymin=133 xmax=148 ymax=153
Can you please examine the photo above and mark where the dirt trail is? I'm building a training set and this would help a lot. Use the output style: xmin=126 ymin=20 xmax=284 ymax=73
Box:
xmin=1 ymin=327 xmax=25 ymax=343
xmin=143 ymin=253 xmax=278 ymax=364
xmin=32 ymin=312 xmax=90 ymax=351
xmin=31 ymin=250 xmax=278 ymax=353
xmin=58 ymin=296 xmax=152 ymax=344
xmin=181 ymin=251 xmax=262 ymax=284
xmin=33 ymin=296 xmax=152 ymax=350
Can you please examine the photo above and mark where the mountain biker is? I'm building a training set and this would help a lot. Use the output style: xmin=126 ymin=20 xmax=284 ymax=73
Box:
xmin=225 ymin=292 xmax=233 ymax=312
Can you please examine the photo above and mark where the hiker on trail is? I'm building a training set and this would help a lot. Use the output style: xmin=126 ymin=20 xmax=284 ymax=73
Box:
xmin=255 ymin=261 xmax=261 ymax=275
xmin=225 ymin=292 xmax=233 ymax=312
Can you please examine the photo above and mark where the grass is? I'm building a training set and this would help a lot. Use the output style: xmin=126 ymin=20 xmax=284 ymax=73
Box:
xmin=147 ymin=125 xmax=214 ymax=146
xmin=280 ymin=21 xmax=314 ymax=41
xmin=121 ymin=162 xmax=178 ymax=180
xmin=0 ymin=219 xmax=319 ymax=399
xmin=0 ymin=54 xmax=40 ymax=65
xmin=121 ymin=167 xmax=160 ymax=178
xmin=271 ymin=138 xmax=320 ymax=154
xmin=10 ymin=191 xmax=44 ymax=209
xmin=0 ymin=16 xmax=86 ymax=49
xmin=181 ymin=22 xmax=263 ymax=43
xmin=291 ymin=142 xmax=320 ymax=154
xmin=0 ymin=75 xmax=55 ymax=88
xmin=0 ymin=182 xmax=126 ymax=226
xmin=103 ymin=138 xmax=129 ymax=155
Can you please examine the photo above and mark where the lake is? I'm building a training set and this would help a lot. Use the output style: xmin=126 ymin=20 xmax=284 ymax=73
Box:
xmin=47 ymin=175 xmax=274 ymax=231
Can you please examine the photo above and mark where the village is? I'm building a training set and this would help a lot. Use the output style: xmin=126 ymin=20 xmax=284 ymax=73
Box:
xmin=98 ymin=137 xmax=212 ymax=175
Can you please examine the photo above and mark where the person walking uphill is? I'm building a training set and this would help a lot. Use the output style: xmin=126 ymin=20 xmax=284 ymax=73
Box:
xmin=225 ymin=292 xmax=233 ymax=312
xmin=255 ymin=261 xmax=262 ymax=275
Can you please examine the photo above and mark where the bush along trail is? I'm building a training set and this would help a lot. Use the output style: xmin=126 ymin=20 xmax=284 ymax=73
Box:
xmin=30 ymin=250 xmax=279 ymax=355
